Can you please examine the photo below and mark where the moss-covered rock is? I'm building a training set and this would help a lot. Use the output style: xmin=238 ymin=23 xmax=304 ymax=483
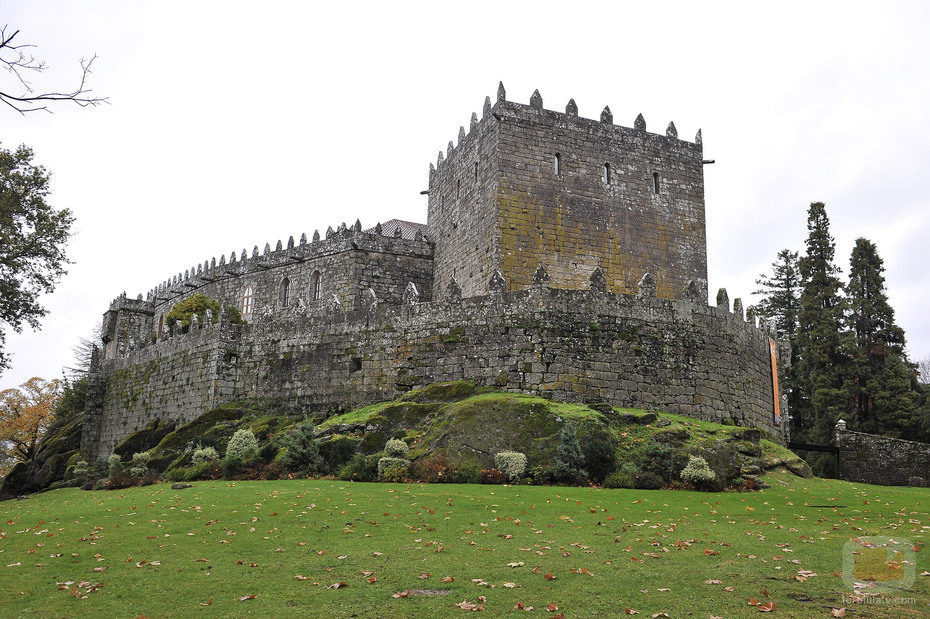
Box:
xmin=113 ymin=418 xmax=175 ymax=458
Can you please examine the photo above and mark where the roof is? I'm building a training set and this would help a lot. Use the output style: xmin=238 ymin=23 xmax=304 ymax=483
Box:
xmin=365 ymin=219 xmax=429 ymax=241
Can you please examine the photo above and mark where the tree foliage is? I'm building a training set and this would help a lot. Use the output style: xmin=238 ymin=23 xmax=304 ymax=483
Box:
xmin=0 ymin=144 xmax=73 ymax=374
xmin=795 ymin=202 xmax=851 ymax=446
xmin=0 ymin=376 xmax=61 ymax=474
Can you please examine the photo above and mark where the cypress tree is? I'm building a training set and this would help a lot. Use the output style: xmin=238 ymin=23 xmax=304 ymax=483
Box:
xmin=845 ymin=238 xmax=919 ymax=436
xmin=795 ymin=202 xmax=850 ymax=452
xmin=753 ymin=249 xmax=802 ymax=414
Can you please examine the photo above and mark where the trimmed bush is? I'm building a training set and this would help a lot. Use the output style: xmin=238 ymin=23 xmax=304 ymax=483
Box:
xmin=223 ymin=429 xmax=259 ymax=474
xmin=384 ymin=438 xmax=410 ymax=458
xmin=280 ymin=424 xmax=325 ymax=475
xmin=191 ymin=445 xmax=220 ymax=466
xmin=494 ymin=451 xmax=527 ymax=482
xmin=72 ymin=460 xmax=92 ymax=483
xmin=339 ymin=453 xmax=379 ymax=482
xmin=479 ymin=468 xmax=508 ymax=484
xmin=581 ymin=429 xmax=616 ymax=484
xmin=553 ymin=423 xmax=587 ymax=483
xmin=634 ymin=470 xmax=665 ymax=490
xmin=680 ymin=455 xmax=716 ymax=488
xmin=603 ymin=463 xmax=639 ymax=489
xmin=128 ymin=452 xmax=151 ymax=477
xmin=107 ymin=454 xmax=123 ymax=478
xmin=377 ymin=457 xmax=409 ymax=481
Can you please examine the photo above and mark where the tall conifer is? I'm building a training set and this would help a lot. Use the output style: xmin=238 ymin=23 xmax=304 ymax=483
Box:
xmin=845 ymin=238 xmax=918 ymax=435
xmin=796 ymin=202 xmax=850 ymax=447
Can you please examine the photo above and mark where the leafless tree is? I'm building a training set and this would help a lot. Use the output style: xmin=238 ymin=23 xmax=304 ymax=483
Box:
xmin=1 ymin=25 xmax=107 ymax=114
xmin=919 ymin=355 xmax=930 ymax=385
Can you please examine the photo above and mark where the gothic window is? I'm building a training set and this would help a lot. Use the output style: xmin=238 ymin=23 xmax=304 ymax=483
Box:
xmin=554 ymin=153 xmax=561 ymax=176
xmin=280 ymin=278 xmax=290 ymax=307
xmin=653 ymin=172 xmax=660 ymax=194
xmin=242 ymin=285 xmax=254 ymax=315
xmin=603 ymin=163 xmax=611 ymax=185
xmin=311 ymin=271 xmax=322 ymax=300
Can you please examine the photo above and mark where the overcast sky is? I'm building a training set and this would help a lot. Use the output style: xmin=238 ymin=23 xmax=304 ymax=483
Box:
xmin=2 ymin=1 xmax=929 ymax=390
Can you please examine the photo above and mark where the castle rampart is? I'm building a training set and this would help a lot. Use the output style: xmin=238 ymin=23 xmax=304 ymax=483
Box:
xmin=83 ymin=266 xmax=788 ymax=458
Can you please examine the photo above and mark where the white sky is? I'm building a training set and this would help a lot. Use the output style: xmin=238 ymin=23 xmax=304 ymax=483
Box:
xmin=2 ymin=1 xmax=929 ymax=389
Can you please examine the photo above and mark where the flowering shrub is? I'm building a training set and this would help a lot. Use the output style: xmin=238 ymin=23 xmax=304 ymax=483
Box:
xmin=493 ymin=451 xmax=527 ymax=482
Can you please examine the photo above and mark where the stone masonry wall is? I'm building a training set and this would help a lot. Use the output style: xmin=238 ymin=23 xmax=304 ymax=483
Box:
xmin=85 ymin=277 xmax=788 ymax=459
xmin=836 ymin=424 xmax=930 ymax=486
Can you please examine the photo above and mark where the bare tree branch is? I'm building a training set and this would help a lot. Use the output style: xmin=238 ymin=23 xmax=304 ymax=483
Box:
xmin=1 ymin=25 xmax=108 ymax=114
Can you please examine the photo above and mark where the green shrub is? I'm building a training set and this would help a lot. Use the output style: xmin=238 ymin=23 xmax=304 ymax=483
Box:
xmin=191 ymin=445 xmax=220 ymax=466
xmin=479 ymin=468 xmax=508 ymax=484
xmin=493 ymin=451 xmax=527 ymax=482
xmin=281 ymin=424 xmax=325 ymax=475
xmin=581 ymin=429 xmax=616 ymax=484
xmin=377 ymin=456 xmax=410 ymax=480
xmin=639 ymin=441 xmax=688 ymax=482
xmin=165 ymin=294 xmax=220 ymax=330
xmin=72 ymin=460 xmax=92 ymax=482
xmin=553 ymin=422 xmax=587 ymax=484
xmin=318 ymin=436 xmax=360 ymax=471
xmin=603 ymin=463 xmax=639 ymax=489
xmin=528 ymin=464 xmax=555 ymax=485
xmin=384 ymin=438 xmax=410 ymax=458
xmin=223 ymin=429 xmax=259 ymax=474
xmin=634 ymin=470 xmax=665 ymax=490
xmin=129 ymin=451 xmax=152 ymax=477
xmin=444 ymin=464 xmax=481 ymax=484
xmin=680 ymin=455 xmax=716 ymax=488
xmin=107 ymin=454 xmax=123 ymax=478
xmin=339 ymin=453 xmax=379 ymax=482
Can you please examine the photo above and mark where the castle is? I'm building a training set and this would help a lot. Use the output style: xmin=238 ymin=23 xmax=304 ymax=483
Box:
xmin=81 ymin=83 xmax=789 ymax=459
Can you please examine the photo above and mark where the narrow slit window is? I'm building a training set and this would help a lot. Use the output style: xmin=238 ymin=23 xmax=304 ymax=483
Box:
xmin=474 ymin=161 xmax=479 ymax=183
xmin=311 ymin=271 xmax=322 ymax=300
xmin=554 ymin=153 xmax=561 ymax=176
xmin=280 ymin=278 xmax=290 ymax=307
xmin=653 ymin=172 xmax=660 ymax=194
xmin=242 ymin=286 xmax=254 ymax=315
xmin=603 ymin=163 xmax=611 ymax=185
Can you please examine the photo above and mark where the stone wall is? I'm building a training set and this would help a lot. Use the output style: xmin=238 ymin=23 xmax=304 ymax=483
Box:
xmin=84 ymin=276 xmax=788 ymax=459
xmin=835 ymin=422 xmax=930 ymax=486
xmin=428 ymin=84 xmax=706 ymax=301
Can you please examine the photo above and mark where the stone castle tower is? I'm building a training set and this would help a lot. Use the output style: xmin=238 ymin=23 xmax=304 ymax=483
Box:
xmin=428 ymin=82 xmax=706 ymax=300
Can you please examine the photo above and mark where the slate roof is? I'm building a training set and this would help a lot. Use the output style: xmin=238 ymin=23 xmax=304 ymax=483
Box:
xmin=365 ymin=219 xmax=429 ymax=241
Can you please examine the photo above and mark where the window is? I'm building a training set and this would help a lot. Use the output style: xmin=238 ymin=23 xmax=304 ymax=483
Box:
xmin=157 ymin=315 xmax=164 ymax=339
xmin=311 ymin=271 xmax=322 ymax=300
xmin=350 ymin=357 xmax=362 ymax=373
xmin=653 ymin=172 xmax=660 ymax=194
xmin=554 ymin=153 xmax=561 ymax=176
xmin=242 ymin=286 xmax=254 ymax=315
xmin=474 ymin=161 xmax=479 ymax=183
xmin=280 ymin=278 xmax=290 ymax=307
xmin=603 ymin=163 xmax=611 ymax=185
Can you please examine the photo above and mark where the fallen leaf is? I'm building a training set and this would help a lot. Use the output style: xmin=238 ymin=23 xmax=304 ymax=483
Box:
xmin=704 ymin=548 xmax=719 ymax=556
xmin=441 ymin=576 xmax=455 ymax=583
xmin=546 ymin=603 xmax=559 ymax=612
xmin=831 ymin=609 xmax=846 ymax=617
xmin=295 ymin=575 xmax=310 ymax=580
xmin=367 ymin=576 xmax=377 ymax=583
xmin=724 ymin=586 xmax=734 ymax=592
xmin=748 ymin=597 xmax=761 ymax=606
xmin=503 ymin=582 xmax=518 ymax=588
xmin=238 ymin=594 xmax=257 ymax=601
xmin=544 ymin=572 xmax=556 ymax=580
xmin=326 ymin=582 xmax=348 ymax=589
xmin=507 ymin=562 xmax=525 ymax=568
xmin=199 ymin=598 xmax=213 ymax=606
xmin=704 ymin=579 xmax=722 ymax=584
xmin=758 ymin=601 xmax=776 ymax=612
xmin=624 ymin=609 xmax=638 ymax=615
xmin=392 ymin=590 xmax=410 ymax=598
xmin=419 ymin=573 xmax=430 ymax=579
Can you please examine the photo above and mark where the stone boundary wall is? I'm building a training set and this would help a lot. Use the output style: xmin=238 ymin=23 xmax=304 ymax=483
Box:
xmin=835 ymin=422 xmax=930 ymax=486
xmin=84 ymin=277 xmax=789 ymax=459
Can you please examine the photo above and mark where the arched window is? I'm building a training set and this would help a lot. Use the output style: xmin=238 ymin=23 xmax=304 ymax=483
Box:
xmin=653 ymin=172 xmax=660 ymax=194
xmin=554 ymin=153 xmax=561 ymax=176
xmin=242 ymin=285 xmax=254 ymax=315
xmin=311 ymin=271 xmax=322 ymax=300
xmin=280 ymin=278 xmax=290 ymax=307
xmin=603 ymin=163 xmax=611 ymax=185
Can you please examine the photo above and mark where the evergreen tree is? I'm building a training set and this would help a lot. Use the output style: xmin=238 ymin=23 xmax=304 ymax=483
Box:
xmin=795 ymin=203 xmax=850 ymax=450
xmin=753 ymin=249 xmax=802 ymax=414
xmin=553 ymin=422 xmax=587 ymax=483
xmin=844 ymin=238 xmax=909 ymax=433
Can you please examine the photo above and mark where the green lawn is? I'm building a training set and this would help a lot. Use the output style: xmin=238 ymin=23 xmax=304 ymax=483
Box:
xmin=0 ymin=472 xmax=927 ymax=617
